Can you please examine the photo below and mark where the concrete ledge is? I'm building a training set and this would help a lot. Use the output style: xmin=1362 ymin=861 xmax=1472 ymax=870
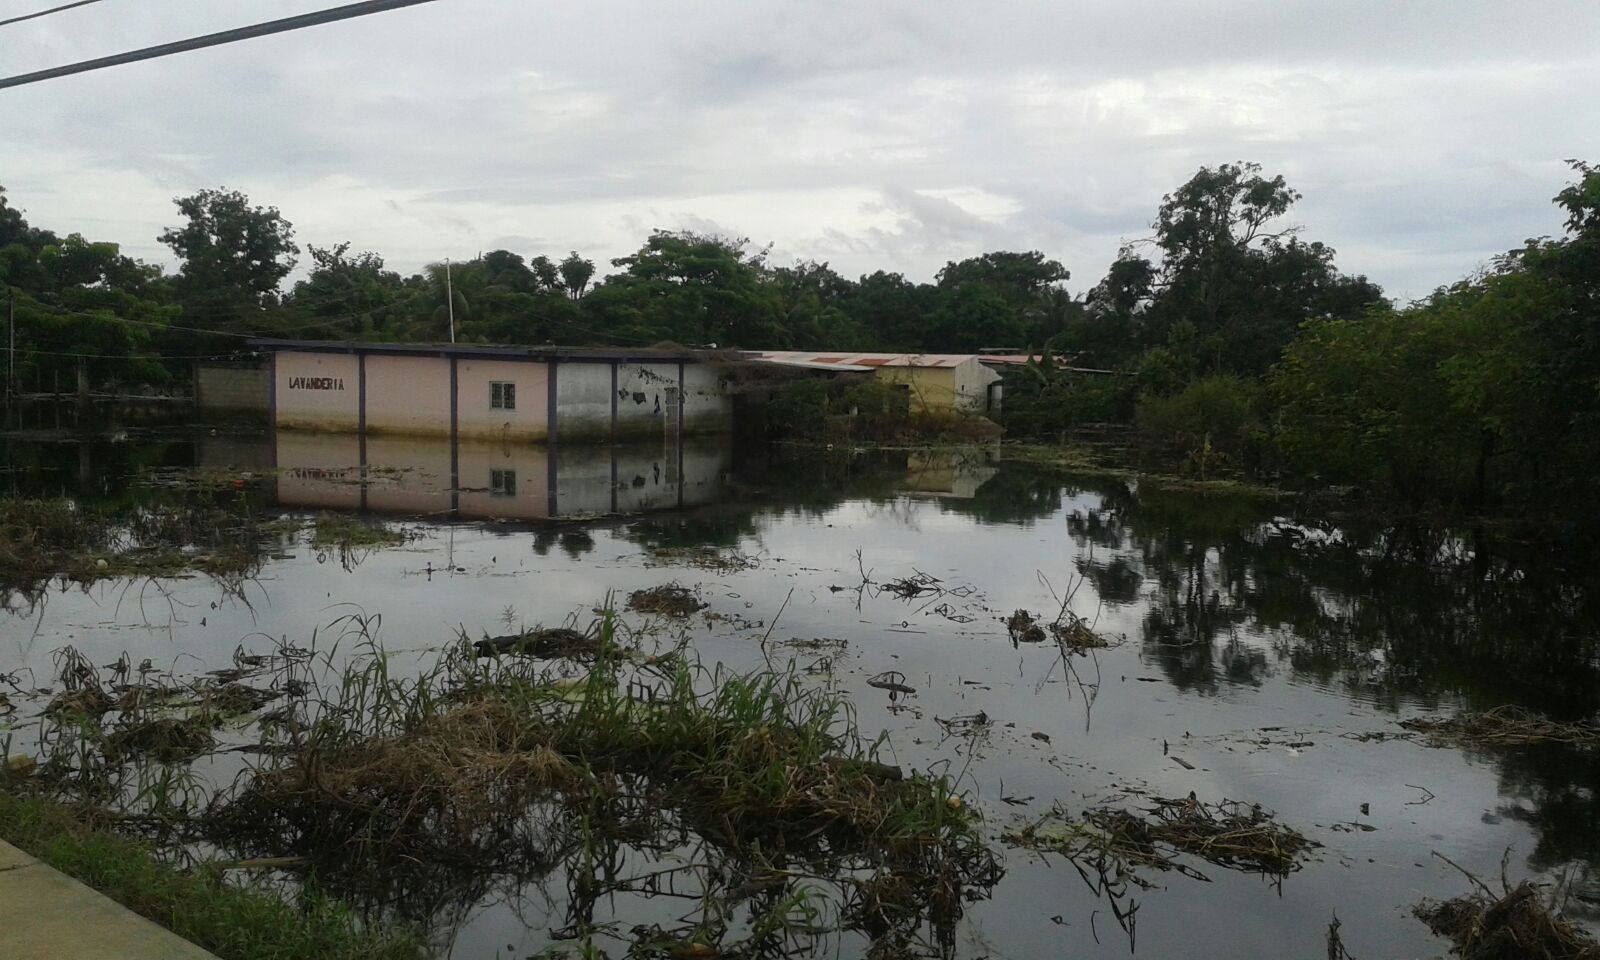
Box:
xmin=0 ymin=840 xmax=219 ymax=960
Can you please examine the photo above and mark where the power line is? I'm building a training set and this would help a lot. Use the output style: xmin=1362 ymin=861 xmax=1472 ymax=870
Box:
xmin=0 ymin=0 xmax=104 ymax=29
xmin=0 ymin=0 xmax=443 ymax=91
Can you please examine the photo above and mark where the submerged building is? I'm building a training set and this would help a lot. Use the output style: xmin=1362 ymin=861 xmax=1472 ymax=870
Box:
xmin=249 ymin=339 xmax=733 ymax=443
xmin=745 ymin=351 xmax=1016 ymax=413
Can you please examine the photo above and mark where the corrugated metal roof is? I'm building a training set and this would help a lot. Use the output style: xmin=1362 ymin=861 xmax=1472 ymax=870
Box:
xmin=248 ymin=339 xmax=703 ymax=363
xmin=748 ymin=351 xmax=978 ymax=369
xmin=755 ymin=357 xmax=877 ymax=372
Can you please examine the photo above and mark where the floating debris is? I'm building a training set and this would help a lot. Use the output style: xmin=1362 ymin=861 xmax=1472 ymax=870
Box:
xmin=1416 ymin=879 xmax=1600 ymax=960
xmin=867 ymin=670 xmax=917 ymax=696
xmin=471 ymin=627 xmax=605 ymax=660
xmin=202 ymin=682 xmax=281 ymax=716
xmin=1007 ymin=610 xmax=1047 ymax=643
xmin=106 ymin=717 xmax=217 ymax=762
xmin=643 ymin=545 xmax=761 ymax=573
xmin=626 ymin=584 xmax=708 ymax=618
xmin=881 ymin=571 xmax=943 ymax=599
xmin=1401 ymin=705 xmax=1600 ymax=747
xmin=1008 ymin=793 xmax=1318 ymax=879
xmin=1006 ymin=609 xmax=1118 ymax=652
xmin=309 ymin=513 xmax=410 ymax=550
xmin=45 ymin=687 xmax=112 ymax=718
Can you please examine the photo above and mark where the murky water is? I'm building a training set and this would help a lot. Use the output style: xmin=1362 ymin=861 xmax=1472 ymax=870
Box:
xmin=3 ymin=427 xmax=1599 ymax=958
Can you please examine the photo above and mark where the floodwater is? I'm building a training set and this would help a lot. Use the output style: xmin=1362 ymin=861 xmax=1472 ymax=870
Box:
xmin=3 ymin=426 xmax=1600 ymax=959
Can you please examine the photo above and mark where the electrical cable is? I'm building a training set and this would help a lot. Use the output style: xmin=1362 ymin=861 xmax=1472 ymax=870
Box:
xmin=0 ymin=0 xmax=104 ymax=29
xmin=0 ymin=0 xmax=443 ymax=90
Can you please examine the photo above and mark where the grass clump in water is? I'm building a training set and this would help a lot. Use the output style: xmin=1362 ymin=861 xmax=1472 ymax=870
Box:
xmin=204 ymin=613 xmax=999 ymax=954
xmin=626 ymin=583 xmax=706 ymax=617
xmin=0 ymin=495 xmax=270 ymax=595
xmin=1008 ymin=792 xmax=1317 ymax=879
xmin=309 ymin=514 xmax=409 ymax=551
xmin=1401 ymin=705 xmax=1600 ymax=747
xmin=0 ymin=791 xmax=423 ymax=960
xmin=1416 ymin=877 xmax=1600 ymax=960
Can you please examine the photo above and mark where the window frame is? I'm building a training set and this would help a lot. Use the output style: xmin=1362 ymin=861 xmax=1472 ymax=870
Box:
xmin=489 ymin=468 xmax=517 ymax=497
xmin=490 ymin=380 xmax=517 ymax=411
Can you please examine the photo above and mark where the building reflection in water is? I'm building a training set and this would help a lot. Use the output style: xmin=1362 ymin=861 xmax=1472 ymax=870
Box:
xmin=272 ymin=431 xmax=733 ymax=520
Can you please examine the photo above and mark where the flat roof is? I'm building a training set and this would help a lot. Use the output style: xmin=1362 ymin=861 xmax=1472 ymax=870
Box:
xmin=248 ymin=339 xmax=705 ymax=363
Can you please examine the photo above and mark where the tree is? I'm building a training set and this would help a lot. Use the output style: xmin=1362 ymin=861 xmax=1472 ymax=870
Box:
xmin=527 ymin=255 xmax=561 ymax=292
xmin=558 ymin=252 xmax=595 ymax=300
xmin=1129 ymin=163 xmax=1382 ymax=378
xmin=932 ymin=251 xmax=1070 ymax=351
xmin=585 ymin=231 xmax=786 ymax=347
xmin=846 ymin=271 xmax=931 ymax=350
xmin=286 ymin=243 xmax=404 ymax=338
xmin=158 ymin=188 xmax=299 ymax=313
xmin=771 ymin=261 xmax=870 ymax=349
xmin=936 ymin=251 xmax=1068 ymax=299
xmin=1067 ymin=250 xmax=1156 ymax=366
xmin=481 ymin=249 xmax=535 ymax=293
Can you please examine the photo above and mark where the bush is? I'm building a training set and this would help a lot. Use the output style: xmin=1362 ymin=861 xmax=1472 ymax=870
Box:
xmin=762 ymin=378 xmax=914 ymax=441
xmin=998 ymin=369 xmax=1137 ymax=439
xmin=1134 ymin=376 xmax=1259 ymax=476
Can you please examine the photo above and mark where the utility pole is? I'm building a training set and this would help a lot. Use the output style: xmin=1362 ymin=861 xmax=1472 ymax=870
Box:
xmin=444 ymin=258 xmax=456 ymax=344
xmin=6 ymin=288 xmax=13 ymax=406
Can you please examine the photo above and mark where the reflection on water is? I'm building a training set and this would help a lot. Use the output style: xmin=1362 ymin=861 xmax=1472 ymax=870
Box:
xmin=4 ymin=428 xmax=1600 ymax=958
xmin=269 ymin=432 xmax=736 ymax=520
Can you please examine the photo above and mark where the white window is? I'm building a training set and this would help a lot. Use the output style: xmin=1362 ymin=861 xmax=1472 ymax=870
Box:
xmin=490 ymin=381 xmax=516 ymax=410
xmin=490 ymin=469 xmax=517 ymax=497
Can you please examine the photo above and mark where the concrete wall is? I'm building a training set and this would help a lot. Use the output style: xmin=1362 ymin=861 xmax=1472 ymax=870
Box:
xmin=195 ymin=362 xmax=269 ymax=413
xmin=275 ymin=352 xmax=359 ymax=431
xmin=365 ymin=355 xmax=451 ymax=438
xmin=952 ymin=357 xmax=1002 ymax=412
xmin=457 ymin=358 xmax=549 ymax=442
xmin=270 ymin=349 xmax=730 ymax=444
xmin=683 ymin=362 xmax=734 ymax=434
xmin=554 ymin=361 xmax=615 ymax=442
xmin=874 ymin=366 xmax=956 ymax=412
xmin=615 ymin=362 xmax=680 ymax=439
xmin=868 ymin=361 xmax=998 ymax=413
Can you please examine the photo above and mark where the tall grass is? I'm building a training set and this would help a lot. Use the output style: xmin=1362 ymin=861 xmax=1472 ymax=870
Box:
xmin=0 ymin=792 xmax=422 ymax=960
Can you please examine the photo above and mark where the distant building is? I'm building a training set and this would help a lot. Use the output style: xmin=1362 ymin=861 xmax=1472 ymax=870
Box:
xmin=246 ymin=339 xmax=733 ymax=443
xmin=747 ymin=351 xmax=1026 ymax=414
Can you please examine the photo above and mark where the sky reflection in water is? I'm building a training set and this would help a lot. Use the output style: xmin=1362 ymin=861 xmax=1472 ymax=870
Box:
xmin=2 ymin=430 xmax=1598 ymax=959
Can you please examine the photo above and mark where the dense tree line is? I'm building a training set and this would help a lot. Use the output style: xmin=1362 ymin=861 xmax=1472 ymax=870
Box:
xmin=2 ymin=159 xmax=1596 ymax=514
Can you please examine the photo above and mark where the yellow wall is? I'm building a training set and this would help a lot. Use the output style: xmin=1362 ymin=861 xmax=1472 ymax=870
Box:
xmin=873 ymin=366 xmax=957 ymax=411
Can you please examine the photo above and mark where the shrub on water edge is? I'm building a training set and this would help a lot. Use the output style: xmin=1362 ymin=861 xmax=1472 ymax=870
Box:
xmin=0 ymin=792 xmax=422 ymax=960
xmin=1133 ymin=375 xmax=1261 ymax=475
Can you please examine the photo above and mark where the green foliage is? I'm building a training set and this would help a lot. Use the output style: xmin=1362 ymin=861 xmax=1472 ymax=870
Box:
xmin=159 ymin=189 xmax=299 ymax=324
xmin=558 ymin=251 xmax=595 ymax=300
xmin=1134 ymin=375 xmax=1259 ymax=476
xmin=0 ymin=792 xmax=423 ymax=960
xmin=998 ymin=351 xmax=1136 ymax=439
xmin=763 ymin=378 xmax=914 ymax=442
xmin=585 ymin=230 xmax=787 ymax=347
xmin=5 ymin=157 xmax=1599 ymax=520
xmin=1056 ymin=163 xmax=1383 ymax=379
xmin=285 ymin=243 xmax=405 ymax=339
xmin=1271 ymin=267 xmax=1552 ymax=510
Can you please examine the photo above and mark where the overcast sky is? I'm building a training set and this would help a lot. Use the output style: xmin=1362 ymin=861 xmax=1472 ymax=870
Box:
xmin=2 ymin=0 xmax=1598 ymax=301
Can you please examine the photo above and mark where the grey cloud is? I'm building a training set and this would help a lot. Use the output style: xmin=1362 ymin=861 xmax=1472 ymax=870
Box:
xmin=0 ymin=0 xmax=1597 ymax=299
